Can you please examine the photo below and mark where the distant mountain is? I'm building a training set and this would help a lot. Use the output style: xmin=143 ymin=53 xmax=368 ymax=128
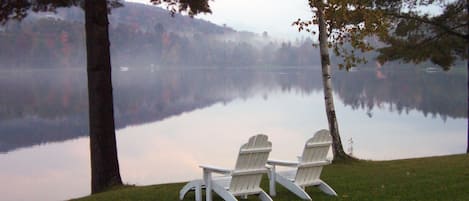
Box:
xmin=26 ymin=2 xmax=235 ymax=35
xmin=0 ymin=2 xmax=320 ymax=69
xmin=2 ymin=2 xmax=460 ymax=70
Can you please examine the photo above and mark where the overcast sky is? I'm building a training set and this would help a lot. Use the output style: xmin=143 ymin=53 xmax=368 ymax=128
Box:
xmin=126 ymin=0 xmax=313 ymax=40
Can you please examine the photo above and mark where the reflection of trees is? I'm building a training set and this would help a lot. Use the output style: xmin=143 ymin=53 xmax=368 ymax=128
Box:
xmin=0 ymin=69 xmax=88 ymax=121
xmin=111 ymin=69 xmax=324 ymax=128
xmin=333 ymin=67 xmax=467 ymax=119
xmin=0 ymin=69 xmax=322 ymax=153
xmin=0 ymin=69 xmax=88 ymax=152
xmin=0 ymin=67 xmax=465 ymax=152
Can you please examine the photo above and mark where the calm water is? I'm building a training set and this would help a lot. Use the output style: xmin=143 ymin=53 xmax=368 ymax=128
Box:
xmin=0 ymin=67 xmax=466 ymax=201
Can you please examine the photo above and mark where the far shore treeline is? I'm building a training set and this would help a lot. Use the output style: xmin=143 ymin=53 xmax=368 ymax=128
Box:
xmin=0 ymin=2 xmax=325 ymax=69
xmin=5 ymin=2 xmax=464 ymax=70
xmin=1 ymin=2 xmax=465 ymax=70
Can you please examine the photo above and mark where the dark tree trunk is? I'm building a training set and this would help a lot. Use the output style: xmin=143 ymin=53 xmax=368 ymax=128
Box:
xmin=317 ymin=3 xmax=353 ymax=160
xmin=85 ymin=0 xmax=123 ymax=193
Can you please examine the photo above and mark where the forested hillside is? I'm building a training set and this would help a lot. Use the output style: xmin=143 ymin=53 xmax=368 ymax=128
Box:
xmin=0 ymin=2 xmax=321 ymax=69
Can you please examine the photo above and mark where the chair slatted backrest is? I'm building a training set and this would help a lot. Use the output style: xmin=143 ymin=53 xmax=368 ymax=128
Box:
xmin=295 ymin=129 xmax=332 ymax=187
xmin=229 ymin=134 xmax=272 ymax=196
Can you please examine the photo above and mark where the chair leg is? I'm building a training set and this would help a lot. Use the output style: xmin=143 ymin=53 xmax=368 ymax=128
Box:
xmin=317 ymin=180 xmax=338 ymax=196
xmin=275 ymin=174 xmax=312 ymax=200
xmin=204 ymin=170 xmax=213 ymax=201
xmin=211 ymin=182 xmax=238 ymax=201
xmin=258 ymin=190 xmax=273 ymax=201
xmin=206 ymin=179 xmax=212 ymax=201
xmin=195 ymin=182 xmax=202 ymax=201
xmin=179 ymin=180 xmax=203 ymax=201
xmin=268 ymin=165 xmax=276 ymax=196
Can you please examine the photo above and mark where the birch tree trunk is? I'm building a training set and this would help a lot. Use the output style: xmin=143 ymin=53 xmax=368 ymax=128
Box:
xmin=316 ymin=2 xmax=351 ymax=160
xmin=85 ymin=0 xmax=123 ymax=193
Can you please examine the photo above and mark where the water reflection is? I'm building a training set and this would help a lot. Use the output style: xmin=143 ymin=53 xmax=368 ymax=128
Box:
xmin=0 ymin=67 xmax=465 ymax=153
xmin=0 ymin=69 xmax=88 ymax=153
xmin=0 ymin=68 xmax=325 ymax=153
xmin=333 ymin=67 xmax=466 ymax=120
xmin=0 ymin=67 xmax=466 ymax=200
xmin=0 ymin=137 xmax=89 ymax=201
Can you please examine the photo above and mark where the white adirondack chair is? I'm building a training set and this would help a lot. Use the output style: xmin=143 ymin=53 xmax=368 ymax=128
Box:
xmin=179 ymin=134 xmax=273 ymax=201
xmin=267 ymin=129 xmax=337 ymax=200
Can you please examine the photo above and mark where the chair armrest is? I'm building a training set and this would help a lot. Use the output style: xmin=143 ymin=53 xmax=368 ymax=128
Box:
xmin=298 ymin=160 xmax=331 ymax=168
xmin=199 ymin=164 xmax=232 ymax=175
xmin=267 ymin=159 xmax=299 ymax=167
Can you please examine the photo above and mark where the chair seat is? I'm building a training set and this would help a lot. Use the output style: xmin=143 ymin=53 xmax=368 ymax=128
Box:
xmin=212 ymin=176 xmax=264 ymax=196
xmin=277 ymin=170 xmax=296 ymax=182
xmin=180 ymin=176 xmax=233 ymax=191
xmin=212 ymin=176 xmax=232 ymax=190
xmin=277 ymin=170 xmax=322 ymax=186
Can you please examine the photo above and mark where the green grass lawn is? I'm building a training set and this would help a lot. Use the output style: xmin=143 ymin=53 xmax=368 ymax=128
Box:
xmin=73 ymin=154 xmax=469 ymax=201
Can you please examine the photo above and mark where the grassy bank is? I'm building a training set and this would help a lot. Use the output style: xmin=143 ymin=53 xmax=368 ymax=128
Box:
xmin=73 ymin=154 xmax=469 ymax=201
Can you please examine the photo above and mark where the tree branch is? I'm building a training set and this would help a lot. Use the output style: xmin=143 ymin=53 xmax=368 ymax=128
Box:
xmin=384 ymin=11 xmax=468 ymax=41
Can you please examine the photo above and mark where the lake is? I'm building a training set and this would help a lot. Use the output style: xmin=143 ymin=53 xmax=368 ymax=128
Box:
xmin=0 ymin=67 xmax=466 ymax=201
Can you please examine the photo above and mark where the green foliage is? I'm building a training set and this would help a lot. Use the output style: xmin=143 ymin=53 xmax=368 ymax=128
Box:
xmin=0 ymin=0 xmax=125 ymax=24
xmin=73 ymin=154 xmax=469 ymax=201
xmin=0 ymin=0 xmax=213 ymax=24
xmin=377 ymin=0 xmax=467 ymax=69
xmin=294 ymin=0 xmax=467 ymax=70
xmin=150 ymin=0 xmax=211 ymax=16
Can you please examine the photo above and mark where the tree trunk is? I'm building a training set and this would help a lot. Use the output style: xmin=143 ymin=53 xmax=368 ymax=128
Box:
xmin=316 ymin=2 xmax=352 ymax=160
xmin=85 ymin=0 xmax=123 ymax=193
